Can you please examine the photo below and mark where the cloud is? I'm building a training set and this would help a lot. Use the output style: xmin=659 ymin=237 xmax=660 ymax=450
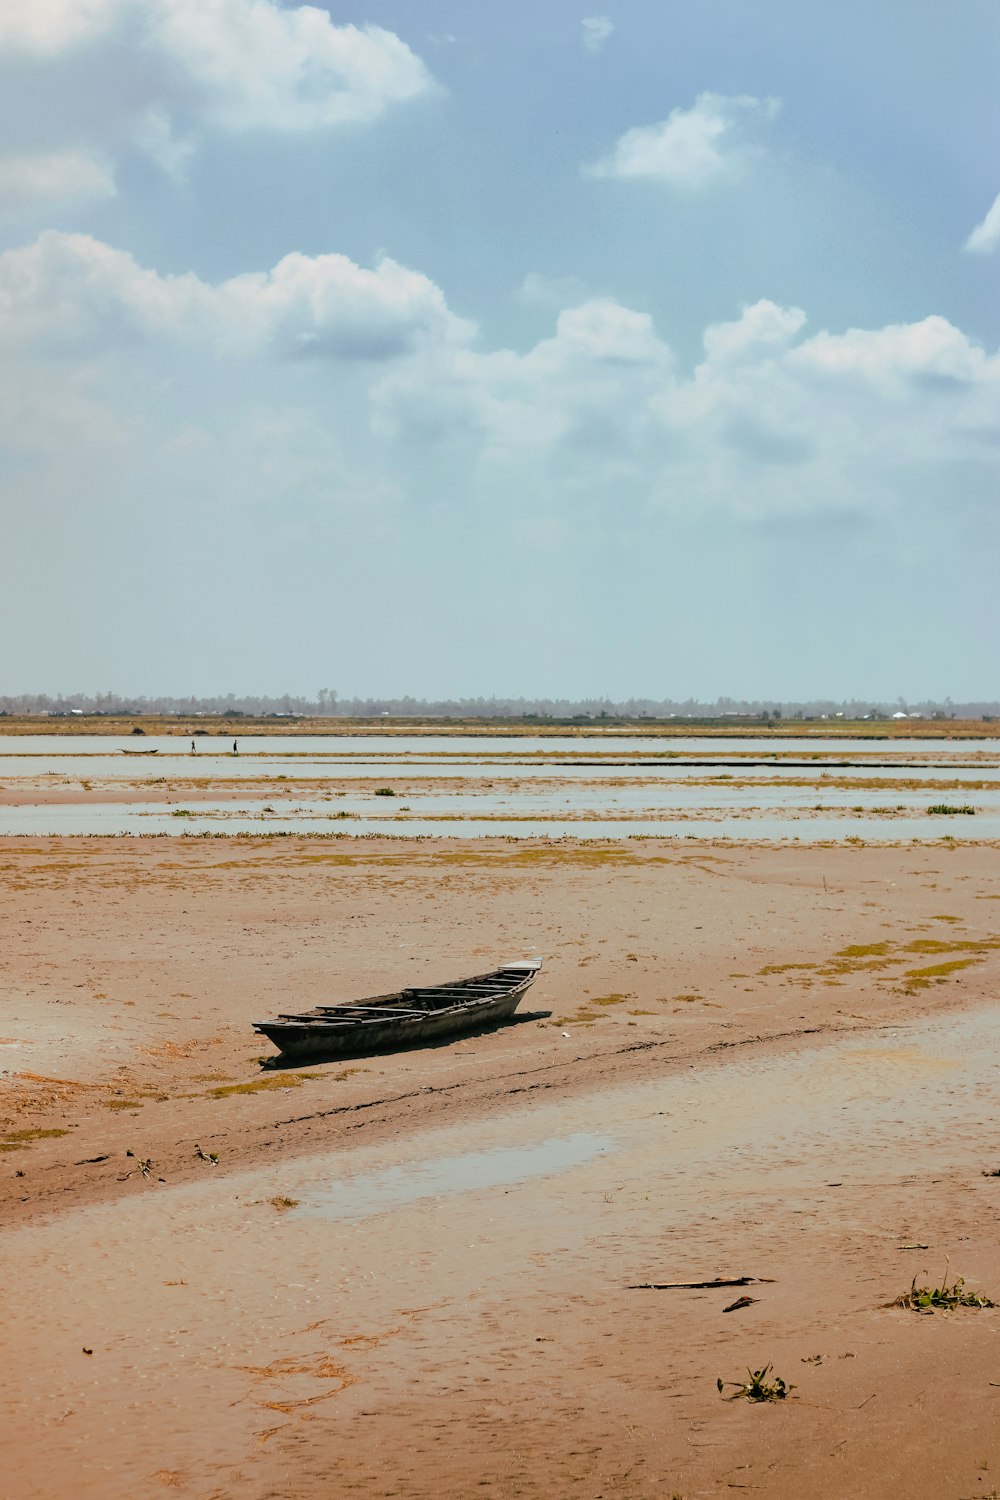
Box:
xmin=581 ymin=16 xmax=614 ymax=55
xmin=787 ymin=313 xmax=995 ymax=386
xmin=542 ymin=300 xmax=670 ymax=366
xmin=0 ymin=0 xmax=130 ymax=56
xmin=0 ymin=231 xmax=473 ymax=358
xmin=133 ymin=109 xmax=197 ymax=180
xmin=667 ymin=304 xmax=1000 ymax=515
xmin=586 ymin=92 xmax=780 ymax=185
xmin=148 ymin=0 xmax=434 ymax=132
xmin=0 ymin=0 xmax=434 ymax=133
xmin=701 ymin=299 xmax=806 ymax=365
xmin=374 ymin=297 xmax=675 ymax=465
xmin=965 ymin=191 xmax=1000 ymax=255
xmin=0 ymin=150 xmax=116 ymax=216
xmin=375 ymin=295 xmax=1000 ymax=521
xmin=2 ymin=227 xmax=996 ymax=529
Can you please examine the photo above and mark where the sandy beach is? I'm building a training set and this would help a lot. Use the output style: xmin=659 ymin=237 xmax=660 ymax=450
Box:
xmin=2 ymin=833 xmax=1000 ymax=1497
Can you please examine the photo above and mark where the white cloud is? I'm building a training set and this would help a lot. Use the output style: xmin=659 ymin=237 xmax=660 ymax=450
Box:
xmin=787 ymin=313 xmax=995 ymax=386
xmin=0 ymin=150 xmax=116 ymax=215
xmin=587 ymin=92 xmax=780 ymax=185
xmin=964 ymin=190 xmax=1000 ymax=255
xmin=133 ymin=109 xmax=197 ymax=180
xmin=3 ymin=228 xmax=996 ymax=528
xmin=658 ymin=304 xmax=1000 ymax=516
xmin=0 ymin=0 xmax=434 ymax=134
xmin=0 ymin=0 xmax=130 ymax=56
xmin=0 ymin=232 xmax=473 ymax=358
xmin=581 ymin=16 xmax=614 ymax=55
xmin=541 ymin=300 xmax=670 ymax=366
xmin=148 ymin=0 xmax=434 ymax=131
xmin=374 ymin=297 xmax=675 ymax=467
xmin=701 ymin=299 xmax=806 ymax=365
xmin=375 ymin=295 xmax=1000 ymax=520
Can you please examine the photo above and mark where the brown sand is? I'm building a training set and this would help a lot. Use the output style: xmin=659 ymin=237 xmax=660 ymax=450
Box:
xmin=2 ymin=836 xmax=1000 ymax=1498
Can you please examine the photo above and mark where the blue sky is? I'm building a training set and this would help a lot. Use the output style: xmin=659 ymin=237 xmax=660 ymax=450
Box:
xmin=1 ymin=0 xmax=998 ymax=699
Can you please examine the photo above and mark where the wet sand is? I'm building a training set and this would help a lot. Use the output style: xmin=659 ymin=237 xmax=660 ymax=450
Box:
xmin=2 ymin=836 xmax=1000 ymax=1497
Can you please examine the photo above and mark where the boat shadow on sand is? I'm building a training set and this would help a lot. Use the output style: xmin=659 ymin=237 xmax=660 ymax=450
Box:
xmin=260 ymin=1009 xmax=554 ymax=1070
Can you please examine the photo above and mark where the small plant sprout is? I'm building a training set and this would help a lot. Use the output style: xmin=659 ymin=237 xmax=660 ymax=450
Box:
xmin=892 ymin=1262 xmax=995 ymax=1312
xmin=717 ymin=1365 xmax=794 ymax=1402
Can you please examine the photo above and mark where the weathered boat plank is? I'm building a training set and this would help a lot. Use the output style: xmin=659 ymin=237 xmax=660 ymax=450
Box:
xmin=254 ymin=959 xmax=541 ymax=1062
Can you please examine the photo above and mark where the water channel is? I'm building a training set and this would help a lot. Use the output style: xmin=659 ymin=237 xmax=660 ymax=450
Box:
xmin=2 ymin=733 xmax=998 ymax=841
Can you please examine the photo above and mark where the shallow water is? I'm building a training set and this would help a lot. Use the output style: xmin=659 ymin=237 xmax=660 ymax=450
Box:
xmin=2 ymin=733 xmax=998 ymax=839
xmin=6 ymin=756 xmax=1000 ymax=783
xmin=0 ymin=801 xmax=996 ymax=841
xmin=3 ymin=731 xmax=998 ymax=762
xmin=293 ymin=1004 xmax=1000 ymax=1224
xmin=303 ymin=1132 xmax=614 ymax=1222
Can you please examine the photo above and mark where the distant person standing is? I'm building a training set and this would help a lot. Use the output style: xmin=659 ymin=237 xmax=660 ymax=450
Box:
xmin=233 ymin=739 xmax=238 ymax=755
xmin=191 ymin=739 xmax=196 ymax=754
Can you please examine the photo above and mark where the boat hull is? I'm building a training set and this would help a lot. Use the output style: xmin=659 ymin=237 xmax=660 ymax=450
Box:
xmin=254 ymin=963 xmax=540 ymax=1062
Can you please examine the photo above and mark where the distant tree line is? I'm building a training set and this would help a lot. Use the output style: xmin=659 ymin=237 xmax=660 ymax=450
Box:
xmin=1 ymin=690 xmax=997 ymax=720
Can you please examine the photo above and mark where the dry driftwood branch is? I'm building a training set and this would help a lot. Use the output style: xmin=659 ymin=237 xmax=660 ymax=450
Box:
xmin=627 ymin=1275 xmax=775 ymax=1291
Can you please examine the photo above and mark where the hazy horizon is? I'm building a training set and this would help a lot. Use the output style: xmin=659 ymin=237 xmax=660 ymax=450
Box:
xmin=4 ymin=690 xmax=999 ymax=722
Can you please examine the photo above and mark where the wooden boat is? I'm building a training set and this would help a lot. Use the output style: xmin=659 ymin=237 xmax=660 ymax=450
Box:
xmin=119 ymin=748 xmax=159 ymax=755
xmin=254 ymin=959 xmax=541 ymax=1061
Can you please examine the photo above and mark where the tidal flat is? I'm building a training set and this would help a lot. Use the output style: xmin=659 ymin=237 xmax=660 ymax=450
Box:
xmin=2 ymin=834 xmax=1000 ymax=1496
xmin=2 ymin=731 xmax=1000 ymax=840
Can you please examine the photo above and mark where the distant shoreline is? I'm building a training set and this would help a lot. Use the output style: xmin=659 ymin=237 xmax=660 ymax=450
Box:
xmin=0 ymin=715 xmax=997 ymax=740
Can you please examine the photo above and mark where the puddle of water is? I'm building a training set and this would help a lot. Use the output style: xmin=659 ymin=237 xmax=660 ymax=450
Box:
xmin=287 ymin=1005 xmax=1000 ymax=1228
xmin=301 ymin=1131 xmax=613 ymax=1222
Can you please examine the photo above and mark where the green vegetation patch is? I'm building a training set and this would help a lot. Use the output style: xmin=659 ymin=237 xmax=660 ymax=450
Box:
xmin=759 ymin=933 xmax=1000 ymax=993
xmin=892 ymin=1269 xmax=994 ymax=1312
xmin=1 ymin=1127 xmax=69 ymax=1151
xmin=209 ymin=1075 xmax=308 ymax=1098
xmin=904 ymin=958 xmax=980 ymax=987
xmin=718 ymin=1365 xmax=794 ymax=1402
xmin=905 ymin=937 xmax=999 ymax=955
xmin=759 ymin=961 xmax=817 ymax=975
